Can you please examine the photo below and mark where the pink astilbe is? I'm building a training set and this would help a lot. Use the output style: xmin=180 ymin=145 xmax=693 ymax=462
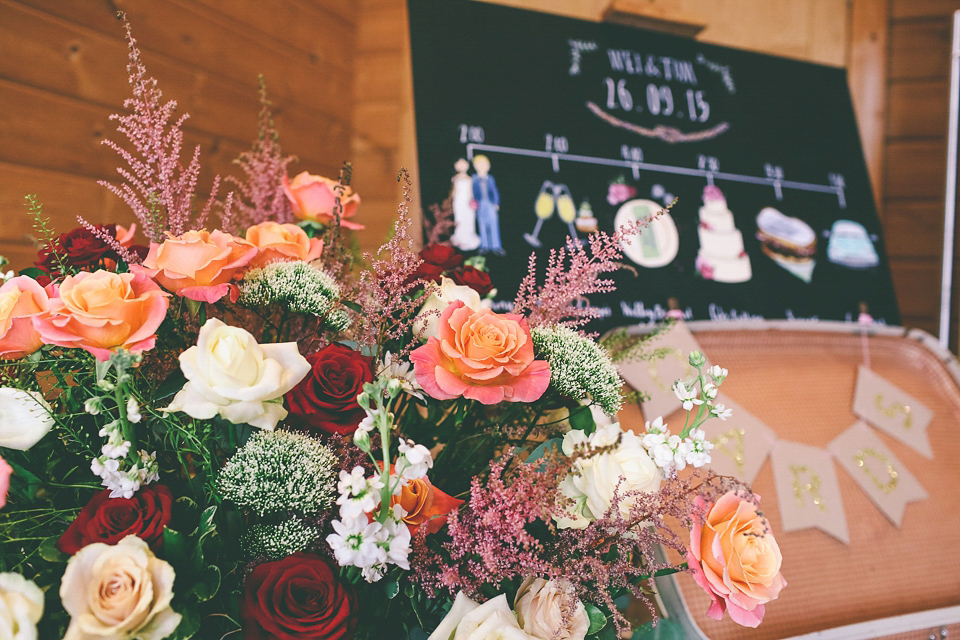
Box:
xmin=352 ymin=170 xmax=434 ymax=354
xmin=512 ymin=218 xmax=655 ymax=330
xmin=99 ymin=14 xmax=219 ymax=242
xmin=224 ymin=77 xmax=296 ymax=233
xmin=76 ymin=217 xmax=140 ymax=265
xmin=425 ymin=199 xmax=455 ymax=247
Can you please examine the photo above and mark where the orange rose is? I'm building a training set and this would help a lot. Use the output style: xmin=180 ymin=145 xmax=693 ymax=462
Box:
xmin=283 ymin=172 xmax=363 ymax=230
xmin=410 ymin=300 xmax=550 ymax=404
xmin=687 ymin=492 xmax=786 ymax=627
xmin=391 ymin=476 xmax=463 ymax=535
xmin=32 ymin=270 xmax=169 ymax=361
xmin=132 ymin=229 xmax=257 ymax=303
xmin=244 ymin=221 xmax=324 ymax=269
xmin=0 ymin=276 xmax=49 ymax=359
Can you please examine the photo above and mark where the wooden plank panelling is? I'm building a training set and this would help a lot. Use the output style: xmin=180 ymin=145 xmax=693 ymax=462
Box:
xmin=883 ymin=139 xmax=947 ymax=200
xmin=883 ymin=201 xmax=948 ymax=258
xmin=887 ymin=80 xmax=949 ymax=139
xmin=891 ymin=0 xmax=960 ymax=20
xmin=888 ymin=20 xmax=954 ymax=81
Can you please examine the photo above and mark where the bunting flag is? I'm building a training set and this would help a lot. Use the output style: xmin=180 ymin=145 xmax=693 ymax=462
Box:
xmin=852 ymin=366 xmax=933 ymax=459
xmin=700 ymin=394 xmax=776 ymax=484
xmin=618 ymin=321 xmax=707 ymax=421
xmin=828 ymin=422 xmax=928 ymax=527
xmin=770 ymin=440 xmax=850 ymax=544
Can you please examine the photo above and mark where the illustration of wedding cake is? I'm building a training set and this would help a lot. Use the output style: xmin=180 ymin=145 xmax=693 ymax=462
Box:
xmin=695 ymin=185 xmax=752 ymax=283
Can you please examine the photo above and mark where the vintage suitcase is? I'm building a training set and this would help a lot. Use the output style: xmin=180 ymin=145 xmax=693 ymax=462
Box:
xmin=618 ymin=320 xmax=960 ymax=640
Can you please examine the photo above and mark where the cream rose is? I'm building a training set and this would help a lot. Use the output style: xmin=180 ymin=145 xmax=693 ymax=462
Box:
xmin=0 ymin=572 xmax=44 ymax=640
xmin=60 ymin=535 xmax=180 ymax=640
xmin=164 ymin=318 xmax=310 ymax=430
xmin=427 ymin=592 xmax=538 ymax=640
xmin=413 ymin=277 xmax=488 ymax=339
xmin=0 ymin=388 xmax=54 ymax=451
xmin=555 ymin=423 xmax=661 ymax=530
xmin=513 ymin=578 xmax=589 ymax=640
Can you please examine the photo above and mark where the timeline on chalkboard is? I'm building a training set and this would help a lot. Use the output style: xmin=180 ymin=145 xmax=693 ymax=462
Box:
xmin=408 ymin=0 xmax=900 ymax=331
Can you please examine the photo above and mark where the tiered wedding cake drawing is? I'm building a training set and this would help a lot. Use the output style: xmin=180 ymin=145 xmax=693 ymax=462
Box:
xmin=695 ymin=185 xmax=752 ymax=283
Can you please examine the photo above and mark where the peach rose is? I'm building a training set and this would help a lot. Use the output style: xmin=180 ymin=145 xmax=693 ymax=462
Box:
xmin=391 ymin=475 xmax=463 ymax=535
xmin=244 ymin=221 xmax=323 ymax=269
xmin=687 ymin=492 xmax=786 ymax=628
xmin=410 ymin=300 xmax=550 ymax=404
xmin=33 ymin=270 xmax=169 ymax=361
xmin=132 ymin=229 xmax=257 ymax=303
xmin=60 ymin=535 xmax=180 ymax=640
xmin=0 ymin=276 xmax=49 ymax=359
xmin=283 ymin=172 xmax=363 ymax=230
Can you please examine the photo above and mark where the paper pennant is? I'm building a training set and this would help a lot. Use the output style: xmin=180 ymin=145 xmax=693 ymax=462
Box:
xmin=771 ymin=440 xmax=850 ymax=544
xmin=617 ymin=321 xmax=707 ymax=421
xmin=852 ymin=366 xmax=934 ymax=459
xmin=828 ymin=422 xmax=927 ymax=527
xmin=700 ymin=394 xmax=777 ymax=484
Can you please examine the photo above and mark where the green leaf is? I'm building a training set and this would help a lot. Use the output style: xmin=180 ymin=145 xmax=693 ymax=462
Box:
xmin=154 ymin=370 xmax=188 ymax=403
xmin=525 ymin=438 xmax=561 ymax=464
xmin=341 ymin=299 xmax=363 ymax=314
xmin=385 ymin=579 xmax=400 ymax=599
xmin=187 ymin=565 xmax=221 ymax=603
xmin=162 ymin=526 xmax=190 ymax=564
xmin=569 ymin=405 xmax=597 ymax=435
xmin=16 ymin=267 xmax=46 ymax=280
xmin=585 ymin=604 xmax=607 ymax=635
xmin=167 ymin=604 xmax=201 ymax=640
xmin=38 ymin=536 xmax=67 ymax=564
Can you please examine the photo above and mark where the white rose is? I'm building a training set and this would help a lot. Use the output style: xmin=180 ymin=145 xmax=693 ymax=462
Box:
xmin=428 ymin=592 xmax=538 ymax=640
xmin=164 ymin=318 xmax=310 ymax=430
xmin=413 ymin=277 xmax=488 ymax=339
xmin=60 ymin=535 xmax=180 ymax=640
xmin=514 ymin=578 xmax=589 ymax=640
xmin=555 ymin=423 xmax=661 ymax=530
xmin=0 ymin=388 xmax=54 ymax=450
xmin=0 ymin=572 xmax=44 ymax=640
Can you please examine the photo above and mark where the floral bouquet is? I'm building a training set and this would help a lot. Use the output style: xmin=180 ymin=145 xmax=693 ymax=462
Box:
xmin=0 ymin=17 xmax=785 ymax=640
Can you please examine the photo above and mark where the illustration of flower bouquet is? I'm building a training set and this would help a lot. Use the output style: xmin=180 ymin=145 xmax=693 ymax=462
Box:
xmin=0 ymin=17 xmax=784 ymax=640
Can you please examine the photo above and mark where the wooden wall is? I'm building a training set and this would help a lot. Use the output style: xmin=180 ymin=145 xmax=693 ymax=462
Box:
xmin=882 ymin=0 xmax=960 ymax=342
xmin=0 ymin=0 xmax=357 ymax=268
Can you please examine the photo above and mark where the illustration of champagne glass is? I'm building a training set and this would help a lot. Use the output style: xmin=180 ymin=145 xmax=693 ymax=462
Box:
xmin=555 ymin=184 xmax=579 ymax=241
xmin=524 ymin=180 xmax=555 ymax=248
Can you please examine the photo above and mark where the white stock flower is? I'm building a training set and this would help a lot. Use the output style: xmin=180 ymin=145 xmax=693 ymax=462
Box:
xmin=427 ymin=592 xmax=538 ymax=640
xmin=380 ymin=351 xmax=423 ymax=398
xmin=0 ymin=572 xmax=44 ymax=640
xmin=413 ymin=277 xmax=488 ymax=339
xmin=514 ymin=577 xmax=589 ymax=640
xmin=163 ymin=318 xmax=310 ymax=431
xmin=684 ymin=429 xmax=714 ymax=468
xmin=702 ymin=382 xmax=717 ymax=399
xmin=326 ymin=518 xmax=386 ymax=569
xmin=397 ymin=438 xmax=432 ymax=480
xmin=125 ymin=397 xmax=142 ymax=423
xmin=60 ymin=536 xmax=180 ymax=640
xmin=0 ymin=388 xmax=54 ymax=451
xmin=336 ymin=467 xmax=384 ymax=519
xmin=555 ymin=423 xmax=661 ymax=530
xmin=710 ymin=403 xmax=733 ymax=420
xmin=709 ymin=365 xmax=728 ymax=380
xmin=672 ymin=381 xmax=702 ymax=411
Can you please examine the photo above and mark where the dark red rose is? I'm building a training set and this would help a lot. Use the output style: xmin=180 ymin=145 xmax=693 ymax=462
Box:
xmin=56 ymin=484 xmax=173 ymax=555
xmin=241 ymin=553 xmax=357 ymax=640
xmin=419 ymin=243 xmax=463 ymax=271
xmin=407 ymin=261 xmax=445 ymax=285
xmin=285 ymin=344 xmax=374 ymax=435
xmin=449 ymin=266 xmax=493 ymax=296
xmin=35 ymin=224 xmax=125 ymax=278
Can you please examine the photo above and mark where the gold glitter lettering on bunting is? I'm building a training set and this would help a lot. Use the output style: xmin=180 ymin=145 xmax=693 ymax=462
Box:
xmin=700 ymin=394 xmax=776 ymax=484
xmin=852 ymin=366 xmax=933 ymax=458
xmin=771 ymin=440 xmax=849 ymax=544
xmin=828 ymin=422 xmax=927 ymax=527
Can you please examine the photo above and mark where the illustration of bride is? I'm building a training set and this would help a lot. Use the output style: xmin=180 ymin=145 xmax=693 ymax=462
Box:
xmin=449 ymin=158 xmax=481 ymax=251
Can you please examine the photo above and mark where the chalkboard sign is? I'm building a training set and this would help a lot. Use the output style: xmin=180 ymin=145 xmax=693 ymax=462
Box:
xmin=408 ymin=0 xmax=900 ymax=331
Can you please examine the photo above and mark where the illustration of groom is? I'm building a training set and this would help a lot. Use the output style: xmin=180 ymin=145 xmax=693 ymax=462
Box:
xmin=471 ymin=155 xmax=504 ymax=255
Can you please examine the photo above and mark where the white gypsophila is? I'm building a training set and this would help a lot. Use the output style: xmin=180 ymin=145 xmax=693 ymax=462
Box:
xmin=672 ymin=381 xmax=702 ymax=411
xmin=710 ymin=403 xmax=733 ymax=420
xmin=0 ymin=388 xmax=54 ymax=451
xmin=326 ymin=518 xmax=386 ymax=570
xmin=239 ymin=262 xmax=349 ymax=332
xmin=0 ymin=571 xmax=44 ymax=640
xmin=397 ymin=438 xmax=432 ymax=480
xmin=531 ymin=325 xmax=623 ymax=417
xmin=709 ymin=365 xmax=728 ymax=381
xmin=380 ymin=352 xmax=423 ymax=399
xmin=555 ymin=423 xmax=661 ymax=530
xmin=335 ymin=467 xmax=384 ymax=520
xmin=163 ymin=318 xmax=310 ymax=431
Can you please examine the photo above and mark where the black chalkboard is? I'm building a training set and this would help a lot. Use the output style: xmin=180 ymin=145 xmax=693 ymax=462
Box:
xmin=408 ymin=0 xmax=900 ymax=331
